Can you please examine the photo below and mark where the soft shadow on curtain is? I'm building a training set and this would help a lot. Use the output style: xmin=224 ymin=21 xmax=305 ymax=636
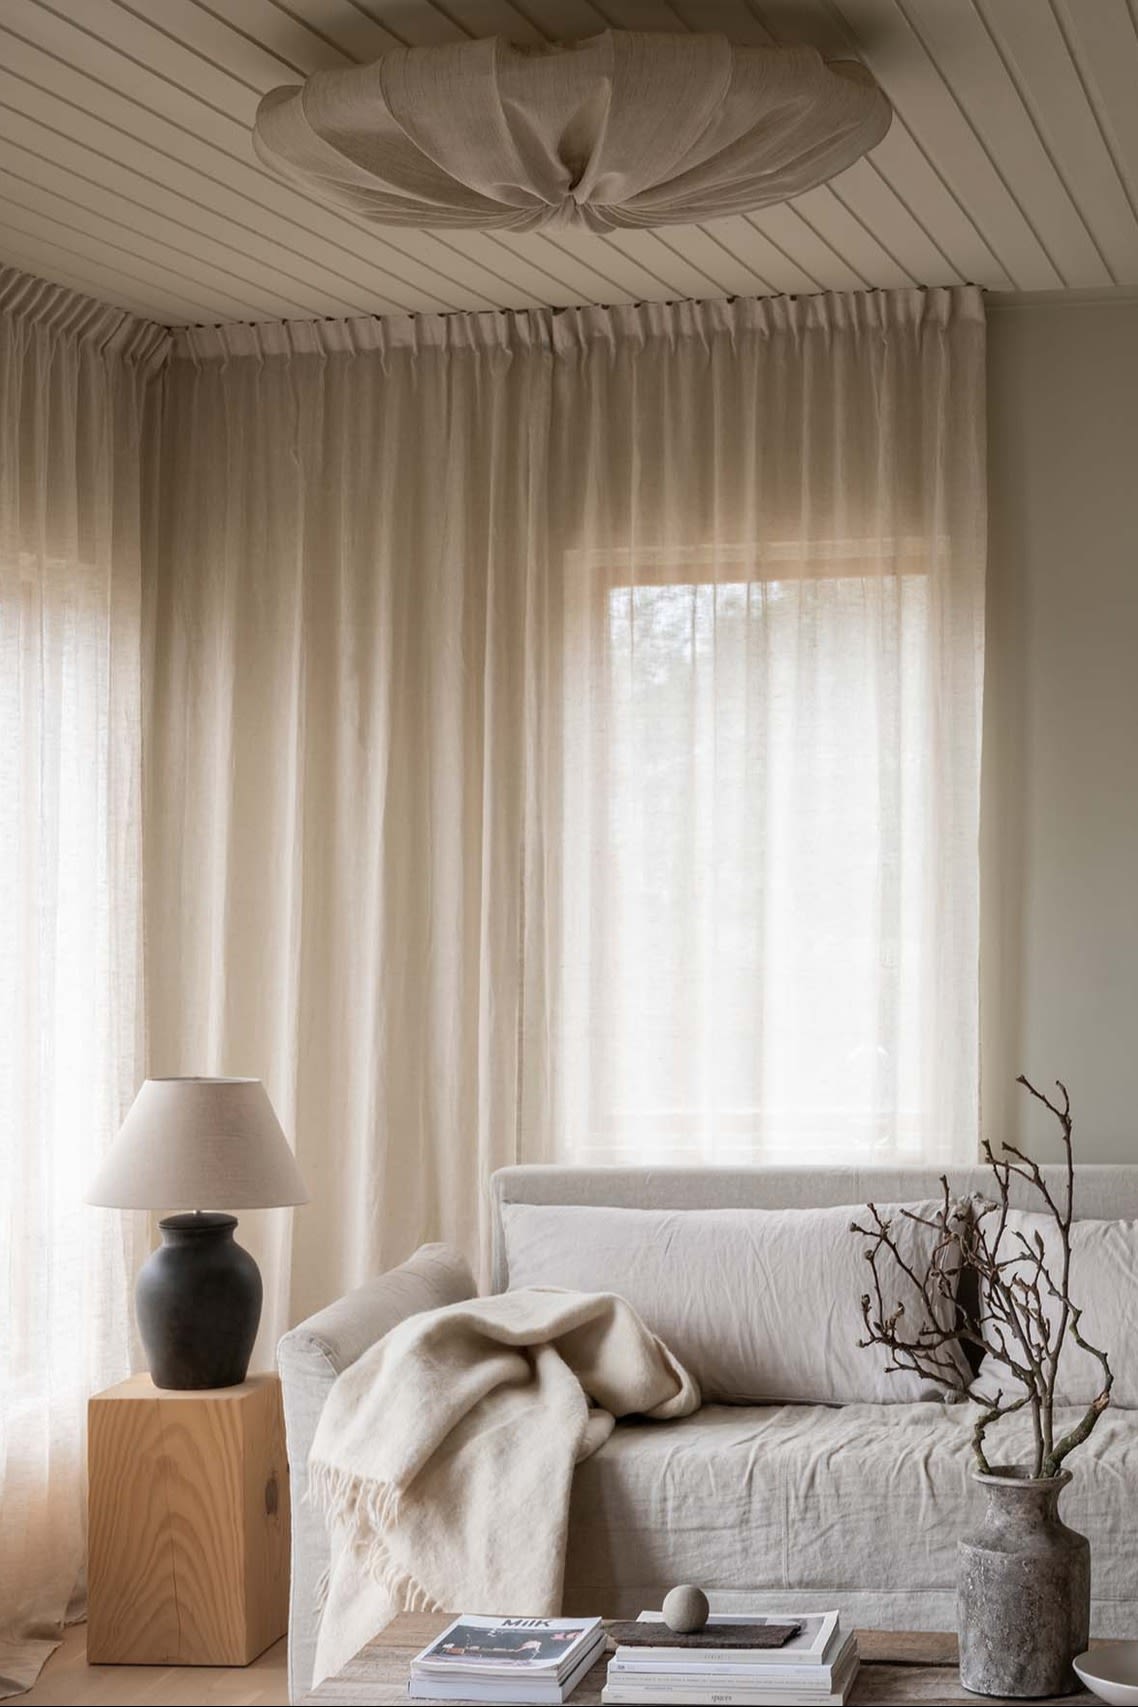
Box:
xmin=149 ymin=288 xmax=985 ymax=1354
xmin=0 ymin=269 xmax=164 ymax=1696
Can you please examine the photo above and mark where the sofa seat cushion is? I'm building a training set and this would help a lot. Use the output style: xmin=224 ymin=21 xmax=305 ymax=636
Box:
xmin=563 ymin=1402 xmax=1138 ymax=1636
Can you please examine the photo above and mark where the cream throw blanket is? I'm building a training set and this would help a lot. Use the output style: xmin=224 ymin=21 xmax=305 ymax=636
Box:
xmin=309 ymin=1287 xmax=700 ymax=1685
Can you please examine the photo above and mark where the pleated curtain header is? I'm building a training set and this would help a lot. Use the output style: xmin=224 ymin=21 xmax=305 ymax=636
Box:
xmin=0 ymin=265 xmax=170 ymax=369
xmin=169 ymin=286 xmax=983 ymax=365
xmin=0 ymin=260 xmax=981 ymax=375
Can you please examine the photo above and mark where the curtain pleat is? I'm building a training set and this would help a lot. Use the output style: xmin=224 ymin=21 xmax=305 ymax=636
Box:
xmin=150 ymin=288 xmax=985 ymax=1354
xmin=0 ymin=266 xmax=165 ymax=1697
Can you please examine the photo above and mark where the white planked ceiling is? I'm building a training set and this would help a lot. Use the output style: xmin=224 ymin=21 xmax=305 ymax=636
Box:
xmin=2 ymin=0 xmax=1138 ymax=326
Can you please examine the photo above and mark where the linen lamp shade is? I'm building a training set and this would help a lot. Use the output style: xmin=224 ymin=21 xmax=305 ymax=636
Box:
xmin=88 ymin=1078 xmax=307 ymax=1389
xmin=87 ymin=1077 xmax=308 ymax=1211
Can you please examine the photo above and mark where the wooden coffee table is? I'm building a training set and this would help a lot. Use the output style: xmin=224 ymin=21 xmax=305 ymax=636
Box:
xmin=305 ymin=1613 xmax=1098 ymax=1704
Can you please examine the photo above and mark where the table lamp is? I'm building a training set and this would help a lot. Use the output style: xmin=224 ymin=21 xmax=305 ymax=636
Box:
xmin=87 ymin=1077 xmax=309 ymax=1390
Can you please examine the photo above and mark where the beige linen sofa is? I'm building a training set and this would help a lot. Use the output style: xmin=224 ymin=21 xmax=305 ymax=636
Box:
xmin=278 ymin=1163 xmax=1138 ymax=1701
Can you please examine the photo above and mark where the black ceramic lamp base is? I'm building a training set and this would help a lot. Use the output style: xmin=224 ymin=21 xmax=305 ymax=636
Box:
xmin=135 ymin=1211 xmax=263 ymax=1389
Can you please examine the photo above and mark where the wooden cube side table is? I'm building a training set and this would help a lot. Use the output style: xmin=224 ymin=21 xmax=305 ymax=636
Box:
xmin=87 ymin=1372 xmax=290 ymax=1666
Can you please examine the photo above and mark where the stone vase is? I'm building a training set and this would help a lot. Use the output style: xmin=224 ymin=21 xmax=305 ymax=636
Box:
xmin=958 ymin=1466 xmax=1089 ymax=1698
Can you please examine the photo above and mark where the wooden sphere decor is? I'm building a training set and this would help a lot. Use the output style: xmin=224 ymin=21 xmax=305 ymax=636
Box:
xmin=662 ymin=1584 xmax=710 ymax=1634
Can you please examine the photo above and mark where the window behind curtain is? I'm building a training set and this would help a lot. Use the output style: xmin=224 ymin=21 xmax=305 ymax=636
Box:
xmin=550 ymin=537 xmax=966 ymax=1169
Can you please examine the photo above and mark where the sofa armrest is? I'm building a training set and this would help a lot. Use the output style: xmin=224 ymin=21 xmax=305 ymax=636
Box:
xmin=278 ymin=1243 xmax=477 ymax=1702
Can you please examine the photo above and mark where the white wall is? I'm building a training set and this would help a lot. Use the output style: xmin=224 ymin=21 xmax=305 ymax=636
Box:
xmin=982 ymin=296 xmax=1138 ymax=1160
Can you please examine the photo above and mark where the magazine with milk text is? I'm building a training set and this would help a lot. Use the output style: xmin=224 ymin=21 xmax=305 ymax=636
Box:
xmin=408 ymin=1615 xmax=607 ymax=1702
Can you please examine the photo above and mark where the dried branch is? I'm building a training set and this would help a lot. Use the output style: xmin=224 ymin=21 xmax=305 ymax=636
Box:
xmin=1047 ymin=1301 xmax=1113 ymax=1474
xmin=850 ymin=1078 xmax=1112 ymax=1477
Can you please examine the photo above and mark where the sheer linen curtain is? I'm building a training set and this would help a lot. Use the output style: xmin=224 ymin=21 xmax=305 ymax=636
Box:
xmin=148 ymin=313 xmax=549 ymax=1356
xmin=0 ymin=269 xmax=161 ymax=1695
xmin=534 ymin=292 xmax=986 ymax=1169
xmin=150 ymin=288 xmax=984 ymax=1347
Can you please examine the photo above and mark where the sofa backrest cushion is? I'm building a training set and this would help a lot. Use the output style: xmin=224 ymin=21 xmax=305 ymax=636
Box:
xmin=500 ymin=1200 xmax=967 ymax=1405
xmin=975 ymin=1211 xmax=1138 ymax=1408
xmin=490 ymin=1165 xmax=1138 ymax=1293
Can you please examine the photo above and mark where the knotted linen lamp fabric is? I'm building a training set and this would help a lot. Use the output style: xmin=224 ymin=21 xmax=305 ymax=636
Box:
xmin=87 ymin=1078 xmax=308 ymax=1390
xmin=253 ymin=31 xmax=891 ymax=234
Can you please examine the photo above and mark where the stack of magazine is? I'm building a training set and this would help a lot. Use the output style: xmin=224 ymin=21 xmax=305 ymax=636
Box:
xmin=600 ymin=1610 xmax=859 ymax=1706
xmin=408 ymin=1615 xmax=606 ymax=1703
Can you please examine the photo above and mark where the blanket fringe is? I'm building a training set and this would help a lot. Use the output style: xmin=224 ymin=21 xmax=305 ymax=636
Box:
xmin=354 ymin=1526 xmax=448 ymax=1620
xmin=307 ymin=1459 xmax=445 ymax=1622
xmin=307 ymin=1459 xmax=403 ymax=1532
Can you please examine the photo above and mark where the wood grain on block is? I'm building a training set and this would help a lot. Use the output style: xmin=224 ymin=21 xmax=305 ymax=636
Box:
xmin=87 ymin=1373 xmax=289 ymax=1667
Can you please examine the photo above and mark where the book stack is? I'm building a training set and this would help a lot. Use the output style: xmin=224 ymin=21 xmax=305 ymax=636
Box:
xmin=600 ymin=1610 xmax=859 ymax=1706
xmin=408 ymin=1614 xmax=606 ymax=1703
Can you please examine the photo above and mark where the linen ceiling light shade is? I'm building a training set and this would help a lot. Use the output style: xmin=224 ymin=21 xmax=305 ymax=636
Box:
xmin=87 ymin=1077 xmax=308 ymax=1210
xmin=88 ymin=1078 xmax=307 ymax=1390
xmin=253 ymin=31 xmax=891 ymax=234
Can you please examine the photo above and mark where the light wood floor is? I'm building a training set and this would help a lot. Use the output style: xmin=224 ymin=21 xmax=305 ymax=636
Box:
xmin=22 ymin=1626 xmax=289 ymax=1705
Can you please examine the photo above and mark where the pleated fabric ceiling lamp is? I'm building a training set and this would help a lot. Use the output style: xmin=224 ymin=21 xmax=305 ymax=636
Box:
xmin=253 ymin=31 xmax=891 ymax=234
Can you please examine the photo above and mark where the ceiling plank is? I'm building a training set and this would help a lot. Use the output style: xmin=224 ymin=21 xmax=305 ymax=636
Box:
xmin=5 ymin=0 xmax=285 ymax=152
xmin=184 ymin=0 xmax=388 ymax=70
xmin=0 ymin=192 xmax=273 ymax=318
xmin=0 ymin=30 xmax=397 ymax=312
xmin=0 ymin=172 xmax=329 ymax=318
xmin=649 ymin=225 xmax=767 ymax=296
xmin=746 ymin=202 xmax=865 ymax=291
xmin=550 ymin=231 xmax=688 ymax=301
xmin=433 ymin=229 xmax=592 ymax=303
xmin=0 ymin=241 xmax=178 ymax=323
xmin=0 ymin=121 xmax=413 ymax=318
xmin=753 ymin=0 xmax=1010 ymax=288
xmin=666 ymin=0 xmax=773 ymax=41
xmin=0 ymin=224 xmax=227 ymax=322
xmin=603 ymin=228 xmax=729 ymax=298
xmin=975 ymin=0 xmax=1138 ymax=285
xmin=687 ymin=224 xmax=775 ymax=295
xmin=504 ymin=0 xmax=607 ymax=33
xmin=786 ymin=182 xmax=914 ymax=287
xmin=1052 ymin=0 xmax=1138 ymax=235
xmin=421 ymin=1 xmax=547 ymax=41
xmin=491 ymin=230 xmax=655 ymax=303
xmin=352 ymin=1 xmax=466 ymax=46
xmin=584 ymin=0 xmax=689 ymax=28
xmin=0 ymin=70 xmax=424 ymax=311
xmin=32 ymin=0 xmax=266 ymax=110
xmin=858 ymin=123 xmax=1011 ymax=290
xmin=0 ymin=161 xmax=376 ymax=320
xmin=899 ymin=0 xmax=1110 ymax=288
xmin=824 ymin=157 xmax=960 ymax=285
xmin=258 ymin=0 xmax=395 ymax=60
xmin=118 ymin=0 xmax=326 ymax=83
xmin=699 ymin=216 xmax=818 ymax=295
xmin=826 ymin=0 xmax=1064 ymax=289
